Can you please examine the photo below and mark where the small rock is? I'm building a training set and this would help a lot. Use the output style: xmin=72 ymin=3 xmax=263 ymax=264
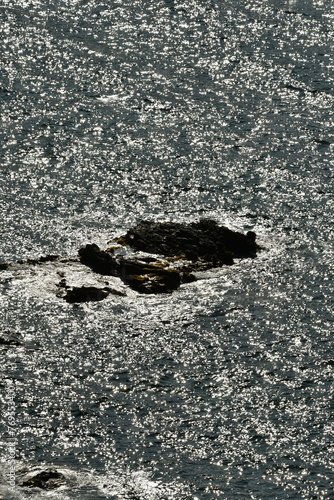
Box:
xmin=120 ymin=259 xmax=181 ymax=294
xmin=0 ymin=336 xmax=24 ymax=347
xmin=57 ymin=278 xmax=67 ymax=288
xmin=79 ymin=244 xmax=120 ymax=276
xmin=20 ymin=469 xmax=65 ymax=490
xmin=26 ymin=255 xmax=59 ymax=265
xmin=181 ymin=272 xmax=197 ymax=284
xmin=64 ymin=286 xmax=117 ymax=303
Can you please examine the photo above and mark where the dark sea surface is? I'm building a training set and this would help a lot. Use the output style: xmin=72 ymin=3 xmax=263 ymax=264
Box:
xmin=1 ymin=0 xmax=333 ymax=498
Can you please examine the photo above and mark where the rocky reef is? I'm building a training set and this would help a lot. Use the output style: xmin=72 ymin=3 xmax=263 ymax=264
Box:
xmin=0 ymin=219 xmax=259 ymax=300
xmin=122 ymin=219 xmax=257 ymax=263
xmin=78 ymin=219 xmax=259 ymax=295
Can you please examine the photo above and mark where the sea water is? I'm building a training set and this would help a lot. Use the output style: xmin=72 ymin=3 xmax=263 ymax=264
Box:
xmin=0 ymin=0 xmax=333 ymax=498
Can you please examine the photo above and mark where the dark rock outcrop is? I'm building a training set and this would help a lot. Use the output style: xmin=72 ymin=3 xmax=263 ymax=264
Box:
xmin=0 ymin=332 xmax=24 ymax=347
xmin=20 ymin=469 xmax=66 ymax=490
xmin=119 ymin=259 xmax=182 ymax=294
xmin=64 ymin=286 xmax=125 ymax=303
xmin=77 ymin=219 xmax=258 ymax=294
xmin=77 ymin=244 xmax=197 ymax=294
xmin=1 ymin=219 xmax=259 ymax=297
xmin=79 ymin=244 xmax=119 ymax=275
xmin=122 ymin=219 xmax=258 ymax=266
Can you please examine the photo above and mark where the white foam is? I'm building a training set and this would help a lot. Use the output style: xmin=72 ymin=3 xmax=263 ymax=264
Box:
xmin=96 ymin=93 xmax=132 ymax=103
xmin=0 ymin=463 xmax=187 ymax=499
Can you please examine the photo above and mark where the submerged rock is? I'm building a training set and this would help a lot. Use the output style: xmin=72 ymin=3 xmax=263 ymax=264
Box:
xmin=64 ymin=286 xmax=111 ymax=303
xmin=26 ymin=255 xmax=59 ymax=265
xmin=20 ymin=469 xmax=66 ymax=490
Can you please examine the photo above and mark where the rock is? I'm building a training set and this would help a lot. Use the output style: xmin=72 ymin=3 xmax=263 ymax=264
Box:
xmin=119 ymin=259 xmax=181 ymax=294
xmin=0 ymin=263 xmax=10 ymax=270
xmin=77 ymin=219 xmax=258 ymax=294
xmin=79 ymin=244 xmax=120 ymax=276
xmin=191 ymin=219 xmax=257 ymax=258
xmin=3 ymin=219 xmax=258 ymax=296
xmin=57 ymin=277 xmax=68 ymax=289
xmin=181 ymin=272 xmax=197 ymax=284
xmin=20 ymin=469 xmax=66 ymax=490
xmin=26 ymin=255 xmax=59 ymax=265
xmin=0 ymin=332 xmax=24 ymax=347
xmin=122 ymin=219 xmax=258 ymax=264
xmin=78 ymin=245 xmax=193 ymax=294
xmin=64 ymin=286 xmax=124 ymax=303
xmin=246 ymin=231 xmax=256 ymax=242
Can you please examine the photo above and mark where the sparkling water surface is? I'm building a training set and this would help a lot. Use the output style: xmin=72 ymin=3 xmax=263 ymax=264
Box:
xmin=0 ymin=0 xmax=333 ymax=498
